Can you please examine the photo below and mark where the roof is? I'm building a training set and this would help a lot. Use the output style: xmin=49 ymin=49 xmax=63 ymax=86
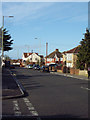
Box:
xmin=46 ymin=49 xmax=62 ymax=58
xmin=23 ymin=53 xmax=43 ymax=58
xmin=23 ymin=53 xmax=32 ymax=58
xmin=11 ymin=59 xmax=19 ymax=63
xmin=62 ymin=45 xmax=80 ymax=54
xmin=39 ymin=55 xmax=43 ymax=58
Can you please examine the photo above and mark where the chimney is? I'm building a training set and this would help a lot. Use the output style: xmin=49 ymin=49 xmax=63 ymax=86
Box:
xmin=27 ymin=53 xmax=29 ymax=56
xmin=55 ymin=49 xmax=59 ymax=51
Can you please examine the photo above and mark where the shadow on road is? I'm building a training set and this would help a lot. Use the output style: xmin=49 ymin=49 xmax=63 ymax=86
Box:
xmin=2 ymin=114 xmax=82 ymax=120
xmin=14 ymin=74 xmax=45 ymax=91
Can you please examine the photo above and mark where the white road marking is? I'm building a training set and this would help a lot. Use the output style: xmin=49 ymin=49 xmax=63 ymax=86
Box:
xmin=13 ymin=73 xmax=16 ymax=76
xmin=13 ymin=100 xmax=21 ymax=116
xmin=81 ymin=86 xmax=90 ymax=90
xmin=23 ymin=98 xmax=39 ymax=116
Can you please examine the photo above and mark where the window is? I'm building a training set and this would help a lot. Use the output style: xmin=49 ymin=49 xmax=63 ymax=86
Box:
xmin=55 ymin=58 xmax=58 ymax=61
xmin=47 ymin=58 xmax=52 ymax=61
xmin=35 ymin=58 xmax=37 ymax=61
xmin=23 ymin=60 xmax=26 ymax=62
xmin=67 ymin=54 xmax=72 ymax=61
xmin=67 ymin=63 xmax=72 ymax=67
xmin=30 ymin=58 xmax=32 ymax=60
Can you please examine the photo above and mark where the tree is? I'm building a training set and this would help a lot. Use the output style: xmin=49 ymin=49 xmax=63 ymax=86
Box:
xmin=0 ymin=28 xmax=1 ymax=46
xmin=0 ymin=28 xmax=13 ymax=52
xmin=76 ymin=29 xmax=90 ymax=70
xmin=4 ymin=55 xmax=11 ymax=61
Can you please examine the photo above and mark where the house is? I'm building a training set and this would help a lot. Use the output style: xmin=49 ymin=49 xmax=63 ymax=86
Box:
xmin=45 ymin=49 xmax=63 ymax=65
xmin=62 ymin=45 xmax=80 ymax=68
xmin=22 ymin=52 xmax=44 ymax=66
xmin=11 ymin=59 xmax=22 ymax=66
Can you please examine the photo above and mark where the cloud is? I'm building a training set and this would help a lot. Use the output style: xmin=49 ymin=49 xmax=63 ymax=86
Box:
xmin=2 ymin=2 xmax=54 ymax=24
xmin=2 ymin=2 xmax=88 ymax=26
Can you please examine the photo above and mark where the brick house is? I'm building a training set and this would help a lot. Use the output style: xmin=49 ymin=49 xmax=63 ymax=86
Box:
xmin=62 ymin=45 xmax=80 ymax=68
xmin=45 ymin=49 xmax=63 ymax=65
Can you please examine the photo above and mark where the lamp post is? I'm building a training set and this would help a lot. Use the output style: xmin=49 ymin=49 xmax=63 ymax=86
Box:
xmin=1 ymin=16 xmax=14 ymax=67
xmin=65 ymin=53 xmax=67 ymax=76
xmin=35 ymin=37 xmax=41 ymax=66
xmin=35 ymin=37 xmax=41 ymax=54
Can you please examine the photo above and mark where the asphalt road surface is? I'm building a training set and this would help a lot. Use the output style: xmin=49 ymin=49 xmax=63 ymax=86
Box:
xmin=2 ymin=67 xmax=88 ymax=119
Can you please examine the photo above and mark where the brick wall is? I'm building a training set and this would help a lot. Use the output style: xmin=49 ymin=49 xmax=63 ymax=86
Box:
xmin=70 ymin=68 xmax=79 ymax=75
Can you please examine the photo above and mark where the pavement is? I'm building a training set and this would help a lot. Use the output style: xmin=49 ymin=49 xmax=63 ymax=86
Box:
xmin=50 ymin=71 xmax=89 ymax=81
xmin=2 ymin=68 xmax=25 ymax=100
xmin=1 ymin=67 xmax=89 ymax=100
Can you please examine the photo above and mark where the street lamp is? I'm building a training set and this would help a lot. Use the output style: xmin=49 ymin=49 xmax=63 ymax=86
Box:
xmin=1 ymin=16 xmax=14 ymax=67
xmin=35 ymin=37 xmax=41 ymax=66
xmin=35 ymin=37 xmax=41 ymax=55
xmin=64 ymin=53 xmax=67 ymax=76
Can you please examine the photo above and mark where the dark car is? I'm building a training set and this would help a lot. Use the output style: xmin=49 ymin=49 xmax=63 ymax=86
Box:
xmin=40 ymin=65 xmax=45 ymax=72
xmin=33 ymin=64 xmax=40 ymax=70
xmin=49 ymin=64 xmax=58 ymax=72
xmin=44 ymin=66 xmax=49 ymax=72
xmin=10 ymin=65 xmax=15 ymax=69
xmin=27 ymin=64 xmax=33 ymax=69
xmin=40 ymin=65 xmax=45 ymax=70
xmin=41 ymin=65 xmax=49 ymax=72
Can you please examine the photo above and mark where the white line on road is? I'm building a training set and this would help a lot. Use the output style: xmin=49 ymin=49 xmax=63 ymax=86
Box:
xmin=23 ymin=98 xmax=39 ymax=116
xmin=81 ymin=86 xmax=90 ymax=90
xmin=13 ymin=100 xmax=21 ymax=116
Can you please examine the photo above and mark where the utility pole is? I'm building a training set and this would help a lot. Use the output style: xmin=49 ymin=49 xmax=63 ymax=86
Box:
xmin=46 ymin=42 xmax=48 ymax=65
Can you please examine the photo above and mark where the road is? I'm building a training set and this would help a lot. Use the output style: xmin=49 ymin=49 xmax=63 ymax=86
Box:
xmin=2 ymin=67 xmax=88 ymax=119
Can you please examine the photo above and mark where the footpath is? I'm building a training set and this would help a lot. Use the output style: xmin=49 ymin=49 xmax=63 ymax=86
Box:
xmin=50 ymin=71 xmax=89 ymax=81
xmin=2 ymin=68 xmax=25 ymax=100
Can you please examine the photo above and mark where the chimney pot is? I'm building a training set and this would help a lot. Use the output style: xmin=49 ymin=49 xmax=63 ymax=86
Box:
xmin=56 ymin=49 xmax=59 ymax=51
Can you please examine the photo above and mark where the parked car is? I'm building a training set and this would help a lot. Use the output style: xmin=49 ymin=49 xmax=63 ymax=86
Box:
xmin=40 ymin=65 xmax=45 ymax=70
xmin=33 ymin=64 xmax=40 ymax=70
xmin=40 ymin=65 xmax=49 ymax=72
xmin=40 ymin=65 xmax=45 ymax=72
xmin=32 ymin=64 xmax=37 ymax=68
xmin=44 ymin=66 xmax=49 ymax=72
xmin=28 ymin=64 xmax=33 ymax=69
xmin=49 ymin=63 xmax=58 ymax=67
xmin=49 ymin=64 xmax=58 ymax=72
xmin=10 ymin=65 xmax=15 ymax=69
xmin=26 ymin=64 xmax=33 ymax=69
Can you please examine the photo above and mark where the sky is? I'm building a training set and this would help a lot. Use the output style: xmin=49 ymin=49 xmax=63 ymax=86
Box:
xmin=1 ymin=1 xmax=88 ymax=59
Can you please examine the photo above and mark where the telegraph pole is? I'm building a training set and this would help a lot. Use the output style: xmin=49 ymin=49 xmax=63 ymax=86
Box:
xmin=46 ymin=42 xmax=48 ymax=65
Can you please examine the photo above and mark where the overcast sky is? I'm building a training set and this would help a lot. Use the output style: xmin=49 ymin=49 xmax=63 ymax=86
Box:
xmin=1 ymin=1 xmax=88 ymax=59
